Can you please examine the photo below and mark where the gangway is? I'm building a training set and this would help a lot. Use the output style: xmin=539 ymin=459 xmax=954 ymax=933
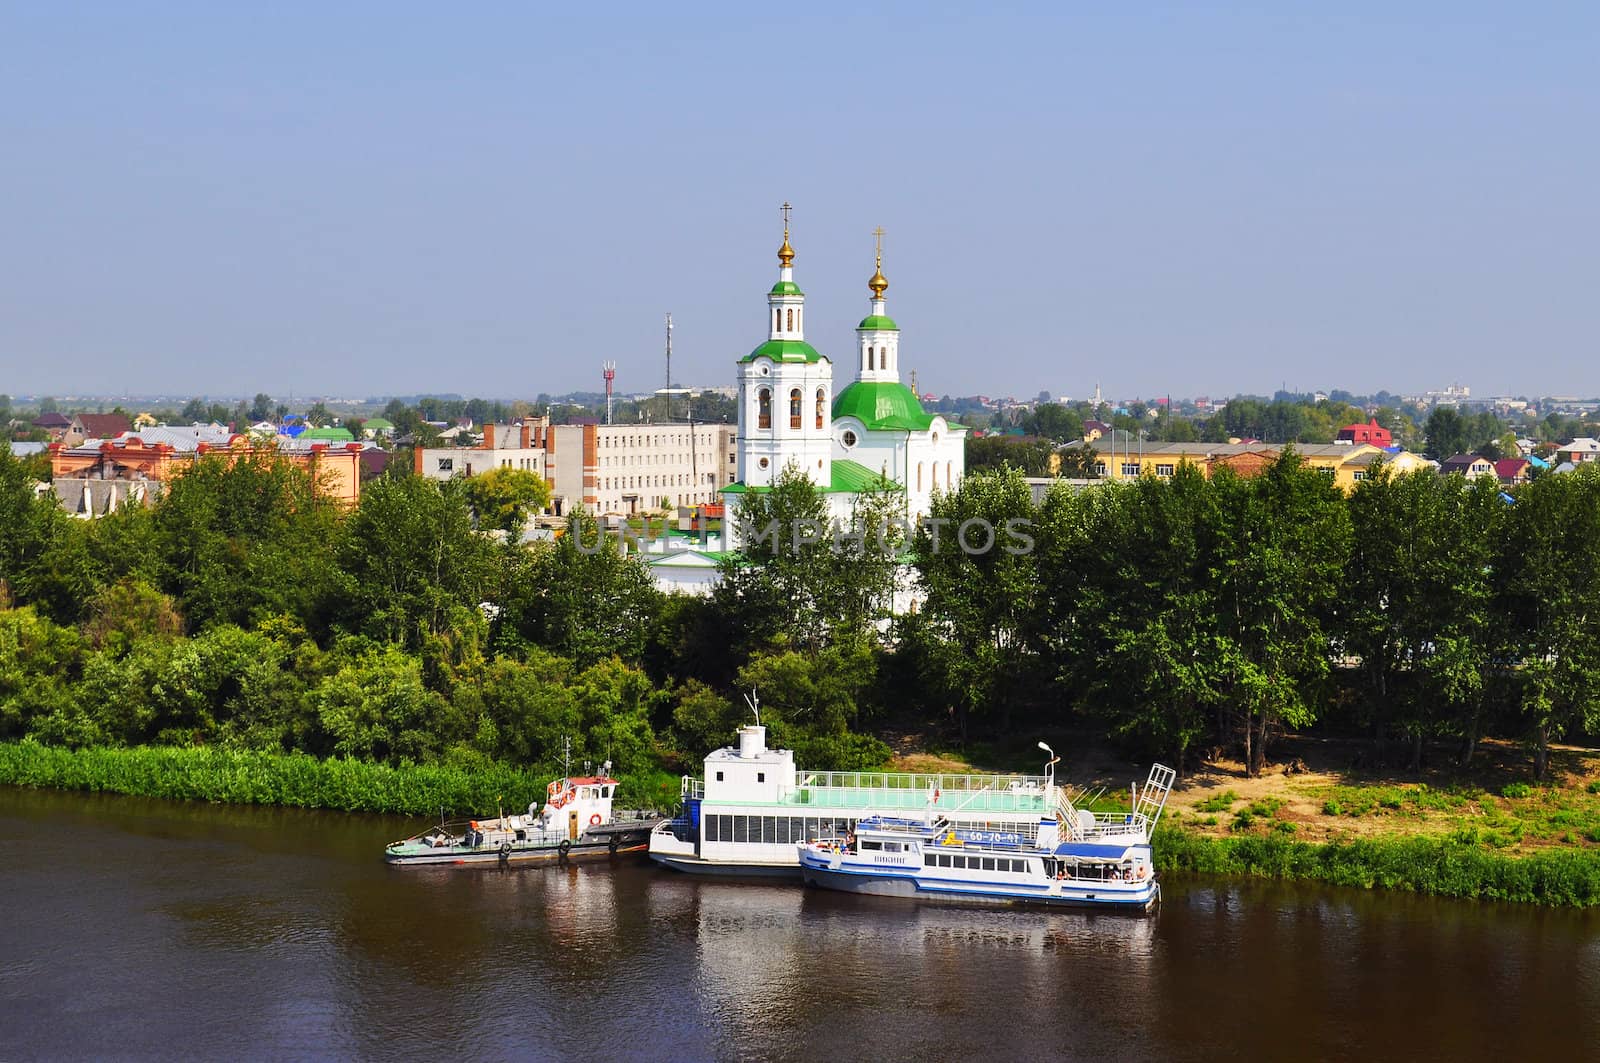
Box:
xmin=1133 ymin=763 xmax=1176 ymax=832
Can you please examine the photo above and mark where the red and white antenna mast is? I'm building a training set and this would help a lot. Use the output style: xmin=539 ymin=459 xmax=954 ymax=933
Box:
xmin=602 ymin=361 xmax=616 ymax=425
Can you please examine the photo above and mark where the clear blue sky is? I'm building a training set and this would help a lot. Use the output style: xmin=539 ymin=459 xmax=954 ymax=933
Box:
xmin=2 ymin=3 xmax=1596 ymax=402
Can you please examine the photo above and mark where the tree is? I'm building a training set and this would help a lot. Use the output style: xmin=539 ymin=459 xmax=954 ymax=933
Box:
xmin=1023 ymin=403 xmax=1084 ymax=443
xmin=1043 ymin=467 xmax=1225 ymax=773
xmin=249 ymin=393 xmax=274 ymax=422
xmin=337 ymin=476 xmax=496 ymax=650
xmin=497 ymin=506 xmax=661 ymax=668
xmin=1342 ymin=467 xmax=1499 ymax=769
xmin=464 ymin=467 xmax=551 ymax=539
xmin=1493 ymin=467 xmax=1600 ymax=778
xmin=1211 ymin=452 xmax=1352 ymax=775
xmin=1424 ymin=406 xmax=1469 ymax=460
xmin=911 ymin=468 xmax=1040 ymax=740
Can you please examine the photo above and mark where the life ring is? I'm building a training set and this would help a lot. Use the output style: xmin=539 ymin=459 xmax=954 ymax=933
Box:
xmin=557 ymin=839 xmax=572 ymax=862
xmin=589 ymin=813 xmax=603 ymax=827
xmin=499 ymin=842 xmax=512 ymax=861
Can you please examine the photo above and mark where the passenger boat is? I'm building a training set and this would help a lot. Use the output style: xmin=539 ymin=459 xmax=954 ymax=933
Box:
xmin=385 ymin=765 xmax=666 ymax=867
xmin=649 ymin=709 xmax=1073 ymax=879
xmin=796 ymin=747 xmax=1174 ymax=912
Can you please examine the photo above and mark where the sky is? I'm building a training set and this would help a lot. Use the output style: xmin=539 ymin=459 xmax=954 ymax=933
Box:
xmin=2 ymin=3 xmax=1597 ymax=403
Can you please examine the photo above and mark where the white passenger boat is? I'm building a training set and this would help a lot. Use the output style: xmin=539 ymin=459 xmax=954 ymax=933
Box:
xmin=649 ymin=716 xmax=1073 ymax=879
xmin=385 ymin=766 xmax=664 ymax=867
xmin=796 ymin=747 xmax=1174 ymax=912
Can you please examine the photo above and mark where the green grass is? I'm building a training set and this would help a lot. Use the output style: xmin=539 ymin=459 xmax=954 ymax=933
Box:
xmin=0 ymin=741 xmax=671 ymax=817
xmin=1155 ymin=824 xmax=1600 ymax=907
xmin=1195 ymin=789 xmax=1240 ymax=813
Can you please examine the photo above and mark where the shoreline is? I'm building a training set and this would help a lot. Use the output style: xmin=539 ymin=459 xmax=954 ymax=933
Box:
xmin=8 ymin=739 xmax=1600 ymax=907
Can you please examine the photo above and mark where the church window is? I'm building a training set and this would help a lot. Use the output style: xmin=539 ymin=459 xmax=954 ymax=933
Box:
xmin=841 ymin=430 xmax=857 ymax=449
xmin=758 ymin=389 xmax=771 ymax=430
xmin=815 ymin=388 xmax=825 ymax=429
xmin=759 ymin=458 xmax=769 ymax=470
xmin=774 ymin=309 xmax=781 ymax=333
xmin=789 ymin=389 xmax=801 ymax=430
xmin=867 ymin=347 xmax=875 ymax=371
xmin=946 ymin=461 xmax=952 ymax=488
xmin=917 ymin=463 xmax=923 ymax=491
xmin=786 ymin=308 xmax=793 ymax=331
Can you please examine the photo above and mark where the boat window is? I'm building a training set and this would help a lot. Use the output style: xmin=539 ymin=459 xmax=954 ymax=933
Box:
xmin=733 ymin=816 xmax=749 ymax=843
xmin=883 ymin=842 xmax=901 ymax=853
xmin=860 ymin=840 xmax=883 ymax=851
xmin=982 ymin=858 xmax=996 ymax=871
xmin=763 ymin=816 xmax=777 ymax=843
xmin=939 ymin=854 xmax=952 ymax=868
xmin=715 ymin=771 xmax=724 ymax=782
xmin=924 ymin=854 xmax=937 ymax=867
xmin=757 ymin=772 xmax=765 ymax=783
xmin=515 ymin=831 xmax=525 ymax=841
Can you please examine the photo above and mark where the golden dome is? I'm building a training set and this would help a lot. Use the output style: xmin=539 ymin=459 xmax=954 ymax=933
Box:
xmin=777 ymin=232 xmax=795 ymax=268
xmin=868 ymin=265 xmax=888 ymax=299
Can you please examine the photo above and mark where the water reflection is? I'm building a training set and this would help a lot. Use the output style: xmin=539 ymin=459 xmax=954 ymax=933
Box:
xmin=4 ymin=787 xmax=1600 ymax=1062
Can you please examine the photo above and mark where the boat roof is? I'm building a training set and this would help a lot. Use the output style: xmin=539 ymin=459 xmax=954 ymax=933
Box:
xmin=561 ymin=776 xmax=618 ymax=786
xmin=1054 ymin=842 xmax=1142 ymax=860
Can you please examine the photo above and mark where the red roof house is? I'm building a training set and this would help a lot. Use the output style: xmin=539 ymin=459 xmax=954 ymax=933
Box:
xmin=1337 ymin=418 xmax=1392 ymax=447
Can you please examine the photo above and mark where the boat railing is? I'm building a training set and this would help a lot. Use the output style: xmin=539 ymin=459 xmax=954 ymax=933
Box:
xmin=792 ymin=772 xmax=1051 ymax=813
xmin=681 ymin=776 xmax=705 ymax=800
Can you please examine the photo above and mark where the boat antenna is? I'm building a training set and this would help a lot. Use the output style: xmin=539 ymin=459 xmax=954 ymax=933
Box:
xmin=743 ymin=688 xmax=761 ymax=727
xmin=562 ymin=735 xmax=572 ymax=783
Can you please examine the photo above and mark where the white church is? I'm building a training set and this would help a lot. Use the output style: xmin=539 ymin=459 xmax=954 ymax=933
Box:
xmin=644 ymin=211 xmax=967 ymax=594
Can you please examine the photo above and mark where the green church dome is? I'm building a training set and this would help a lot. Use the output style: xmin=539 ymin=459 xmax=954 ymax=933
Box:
xmin=856 ymin=314 xmax=899 ymax=331
xmin=831 ymin=380 xmax=936 ymax=431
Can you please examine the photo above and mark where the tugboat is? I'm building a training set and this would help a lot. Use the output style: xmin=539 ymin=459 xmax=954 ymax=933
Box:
xmin=385 ymin=761 xmax=666 ymax=867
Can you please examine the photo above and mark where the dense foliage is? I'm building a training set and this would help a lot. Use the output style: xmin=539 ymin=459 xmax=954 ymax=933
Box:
xmin=4 ymin=444 xmax=1600 ymax=810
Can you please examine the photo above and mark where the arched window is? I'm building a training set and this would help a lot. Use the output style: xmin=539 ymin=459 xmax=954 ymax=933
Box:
xmin=789 ymin=388 xmax=802 ymax=429
xmin=774 ymin=309 xmax=781 ymax=333
xmin=917 ymin=463 xmax=924 ymax=491
xmin=758 ymin=388 xmax=771 ymax=430
xmin=815 ymin=387 xmax=825 ymax=429
xmin=946 ymin=461 xmax=953 ymax=488
xmin=786 ymin=308 xmax=794 ymax=331
xmin=867 ymin=346 xmax=874 ymax=371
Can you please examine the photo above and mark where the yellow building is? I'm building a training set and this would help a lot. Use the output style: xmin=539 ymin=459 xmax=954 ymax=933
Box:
xmin=1081 ymin=441 xmax=1431 ymax=493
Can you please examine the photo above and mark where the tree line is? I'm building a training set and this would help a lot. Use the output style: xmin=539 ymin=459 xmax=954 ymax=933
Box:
xmin=4 ymin=444 xmax=1598 ymax=788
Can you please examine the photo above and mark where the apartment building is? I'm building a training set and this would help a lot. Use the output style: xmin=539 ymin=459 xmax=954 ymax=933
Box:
xmin=415 ymin=418 xmax=737 ymax=517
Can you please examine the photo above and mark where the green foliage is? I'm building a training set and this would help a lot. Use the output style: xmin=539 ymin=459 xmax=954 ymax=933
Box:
xmin=1195 ymin=790 xmax=1240 ymax=813
xmin=1502 ymin=782 xmax=1534 ymax=800
xmin=1155 ymin=825 xmax=1600 ymax=906
xmin=0 ymin=740 xmax=556 ymax=816
xmin=463 ymin=466 xmax=550 ymax=538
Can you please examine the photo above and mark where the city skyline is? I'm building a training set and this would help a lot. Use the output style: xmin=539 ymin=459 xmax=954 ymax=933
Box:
xmin=3 ymin=5 xmax=1596 ymax=399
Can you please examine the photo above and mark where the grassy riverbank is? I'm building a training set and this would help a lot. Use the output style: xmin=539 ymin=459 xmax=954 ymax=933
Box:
xmin=0 ymin=741 xmax=676 ymax=818
xmin=896 ymin=733 xmax=1600 ymax=907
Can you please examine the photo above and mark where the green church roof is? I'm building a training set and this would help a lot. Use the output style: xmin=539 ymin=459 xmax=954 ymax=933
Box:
xmin=857 ymin=314 xmax=899 ymax=331
xmin=832 ymin=380 xmax=937 ymax=431
xmin=301 ymin=426 xmax=355 ymax=441
xmin=740 ymin=339 xmax=827 ymax=364
xmin=770 ymin=281 xmax=804 ymax=296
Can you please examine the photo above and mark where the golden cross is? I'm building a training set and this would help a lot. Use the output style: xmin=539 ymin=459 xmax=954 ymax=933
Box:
xmin=872 ymin=225 xmax=885 ymax=267
xmin=781 ymin=201 xmax=792 ymax=237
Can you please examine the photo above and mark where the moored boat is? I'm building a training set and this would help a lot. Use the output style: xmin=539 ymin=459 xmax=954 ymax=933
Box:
xmin=385 ymin=766 xmax=666 ymax=867
xmin=650 ymin=705 xmax=1069 ymax=878
xmin=796 ymin=747 xmax=1174 ymax=912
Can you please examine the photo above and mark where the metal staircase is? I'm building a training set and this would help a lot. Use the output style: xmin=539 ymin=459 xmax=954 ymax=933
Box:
xmin=1134 ymin=763 xmax=1177 ymax=832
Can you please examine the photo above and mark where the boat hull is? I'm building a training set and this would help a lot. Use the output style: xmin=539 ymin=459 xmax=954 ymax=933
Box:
xmin=649 ymin=852 xmax=803 ymax=880
xmin=387 ymin=823 xmax=660 ymax=867
xmin=798 ymin=862 xmax=1158 ymax=911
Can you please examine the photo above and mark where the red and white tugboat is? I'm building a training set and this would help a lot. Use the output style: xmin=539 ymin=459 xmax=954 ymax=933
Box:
xmin=385 ymin=761 xmax=665 ymax=867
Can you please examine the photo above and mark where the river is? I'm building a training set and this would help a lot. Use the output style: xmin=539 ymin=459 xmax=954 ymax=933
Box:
xmin=3 ymin=787 xmax=1597 ymax=1061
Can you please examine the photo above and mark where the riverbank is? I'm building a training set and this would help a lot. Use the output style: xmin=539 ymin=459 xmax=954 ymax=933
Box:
xmin=893 ymin=733 xmax=1600 ymax=907
xmin=0 ymin=741 xmax=676 ymax=818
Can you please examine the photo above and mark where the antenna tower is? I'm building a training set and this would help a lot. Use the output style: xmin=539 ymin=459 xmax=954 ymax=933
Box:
xmin=665 ymin=312 xmax=674 ymax=421
xmin=602 ymin=361 xmax=616 ymax=425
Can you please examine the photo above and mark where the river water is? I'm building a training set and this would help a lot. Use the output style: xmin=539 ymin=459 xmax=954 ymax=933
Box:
xmin=3 ymin=787 xmax=1598 ymax=1062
